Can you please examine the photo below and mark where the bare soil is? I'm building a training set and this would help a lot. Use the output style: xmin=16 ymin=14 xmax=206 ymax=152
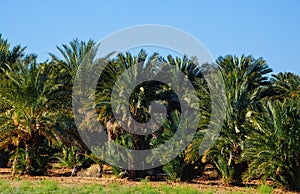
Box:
xmin=0 ymin=168 xmax=295 ymax=194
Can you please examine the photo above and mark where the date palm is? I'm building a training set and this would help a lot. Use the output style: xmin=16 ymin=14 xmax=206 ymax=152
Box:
xmin=93 ymin=51 xmax=163 ymax=176
xmin=49 ymin=38 xmax=97 ymax=79
xmin=270 ymin=72 xmax=300 ymax=100
xmin=0 ymin=34 xmax=26 ymax=78
xmin=49 ymin=39 xmax=100 ymax=166
xmin=202 ymin=55 xmax=272 ymax=183
xmin=0 ymin=34 xmax=27 ymax=115
xmin=0 ymin=59 xmax=61 ymax=175
xmin=93 ymin=51 xmax=207 ymax=178
xmin=242 ymin=99 xmax=300 ymax=191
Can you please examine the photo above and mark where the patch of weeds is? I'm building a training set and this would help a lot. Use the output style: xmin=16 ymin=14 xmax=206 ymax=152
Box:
xmin=257 ymin=184 xmax=274 ymax=194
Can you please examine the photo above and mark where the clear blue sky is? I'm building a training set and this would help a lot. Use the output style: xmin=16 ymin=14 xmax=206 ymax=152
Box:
xmin=1 ymin=0 xmax=299 ymax=75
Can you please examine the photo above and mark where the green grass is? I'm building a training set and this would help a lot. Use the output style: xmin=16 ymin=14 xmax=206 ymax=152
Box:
xmin=0 ymin=179 xmax=260 ymax=194
xmin=257 ymin=184 xmax=274 ymax=194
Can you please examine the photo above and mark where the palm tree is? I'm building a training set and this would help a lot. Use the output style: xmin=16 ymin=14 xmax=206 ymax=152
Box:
xmin=96 ymin=51 xmax=214 ymax=179
xmin=0 ymin=34 xmax=26 ymax=77
xmin=270 ymin=72 xmax=300 ymax=100
xmin=0 ymin=34 xmax=33 ymax=169
xmin=49 ymin=38 xmax=97 ymax=79
xmin=93 ymin=50 xmax=165 ymax=177
xmin=0 ymin=34 xmax=27 ymax=117
xmin=0 ymin=58 xmax=62 ymax=175
xmin=49 ymin=39 xmax=99 ymax=122
xmin=91 ymin=50 xmax=200 ymax=176
xmin=242 ymin=99 xmax=300 ymax=191
xmin=49 ymin=39 xmax=99 ymax=167
xmin=202 ymin=55 xmax=272 ymax=183
xmin=96 ymin=50 xmax=165 ymax=132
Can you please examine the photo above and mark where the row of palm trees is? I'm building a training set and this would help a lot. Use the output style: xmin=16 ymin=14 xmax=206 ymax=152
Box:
xmin=0 ymin=34 xmax=299 ymax=191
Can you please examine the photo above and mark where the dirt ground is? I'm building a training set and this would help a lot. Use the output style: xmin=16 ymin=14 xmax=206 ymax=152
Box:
xmin=0 ymin=168 xmax=295 ymax=194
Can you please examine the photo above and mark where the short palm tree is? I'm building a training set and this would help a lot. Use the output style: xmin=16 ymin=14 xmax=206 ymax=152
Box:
xmin=242 ymin=99 xmax=300 ymax=191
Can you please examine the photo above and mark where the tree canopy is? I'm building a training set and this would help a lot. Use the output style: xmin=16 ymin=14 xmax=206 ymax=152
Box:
xmin=0 ymin=34 xmax=299 ymax=191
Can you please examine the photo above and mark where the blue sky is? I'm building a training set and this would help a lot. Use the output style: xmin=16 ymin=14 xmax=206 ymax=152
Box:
xmin=1 ymin=0 xmax=299 ymax=75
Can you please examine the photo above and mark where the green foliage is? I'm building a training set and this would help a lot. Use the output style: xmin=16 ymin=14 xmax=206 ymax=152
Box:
xmin=257 ymin=184 xmax=274 ymax=194
xmin=162 ymin=157 xmax=195 ymax=182
xmin=270 ymin=72 xmax=300 ymax=100
xmin=214 ymin=155 xmax=234 ymax=184
xmin=0 ymin=34 xmax=26 ymax=80
xmin=112 ymin=166 xmax=123 ymax=176
xmin=0 ymin=57 xmax=62 ymax=175
xmin=1 ymin=35 xmax=300 ymax=192
xmin=9 ymin=148 xmax=27 ymax=175
xmin=162 ymin=158 xmax=182 ymax=182
xmin=242 ymin=99 xmax=300 ymax=191
xmin=149 ymin=111 xmax=202 ymax=182
xmin=9 ymin=138 xmax=52 ymax=175
xmin=0 ymin=179 xmax=261 ymax=193
xmin=55 ymin=147 xmax=78 ymax=168
xmin=202 ymin=55 xmax=272 ymax=184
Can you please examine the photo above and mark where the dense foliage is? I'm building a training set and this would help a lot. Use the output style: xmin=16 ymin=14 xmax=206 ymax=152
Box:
xmin=0 ymin=34 xmax=299 ymax=191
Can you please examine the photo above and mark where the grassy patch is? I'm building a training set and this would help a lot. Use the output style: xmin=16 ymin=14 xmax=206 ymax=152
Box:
xmin=257 ymin=184 xmax=274 ymax=194
xmin=0 ymin=178 xmax=263 ymax=194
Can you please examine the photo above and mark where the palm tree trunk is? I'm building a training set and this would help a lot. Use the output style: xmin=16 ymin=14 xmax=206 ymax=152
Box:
xmin=11 ymin=154 xmax=18 ymax=176
xmin=25 ymin=143 xmax=32 ymax=174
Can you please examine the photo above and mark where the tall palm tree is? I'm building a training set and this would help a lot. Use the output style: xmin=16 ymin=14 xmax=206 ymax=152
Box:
xmin=49 ymin=39 xmax=100 ymax=167
xmin=0 ymin=58 xmax=62 ymax=175
xmin=202 ymin=55 xmax=272 ymax=183
xmin=0 ymin=34 xmax=32 ymax=169
xmin=93 ymin=50 xmax=165 ymax=177
xmin=95 ymin=51 xmax=213 ymax=179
